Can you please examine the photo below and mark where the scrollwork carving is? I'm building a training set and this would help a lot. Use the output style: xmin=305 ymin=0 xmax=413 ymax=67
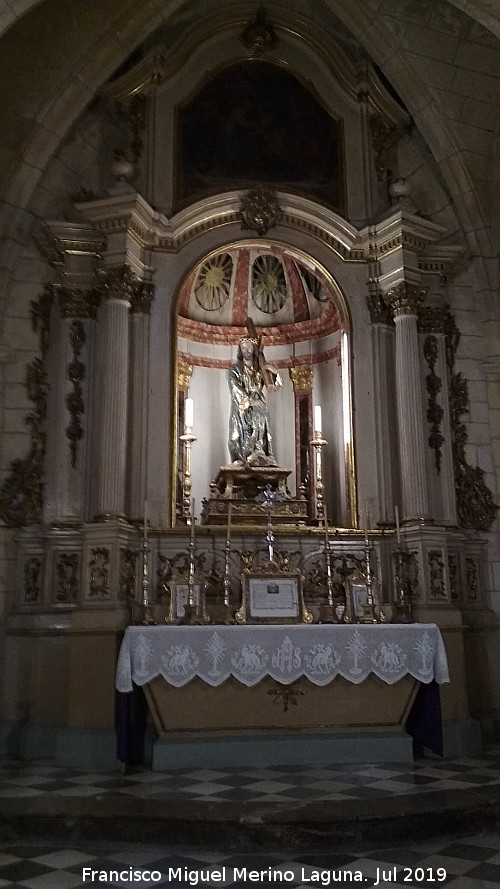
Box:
xmin=23 ymin=556 xmax=42 ymax=603
xmin=0 ymin=288 xmax=53 ymax=526
xmin=423 ymin=335 xmax=444 ymax=474
xmin=119 ymin=548 xmax=138 ymax=600
xmin=88 ymin=547 xmax=110 ymax=599
xmin=66 ymin=320 xmax=85 ymax=468
xmin=428 ymin=549 xmax=446 ymax=598
xmin=55 ymin=553 xmax=79 ymax=602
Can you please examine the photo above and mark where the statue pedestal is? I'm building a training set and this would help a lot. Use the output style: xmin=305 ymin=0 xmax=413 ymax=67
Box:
xmin=201 ymin=465 xmax=308 ymax=526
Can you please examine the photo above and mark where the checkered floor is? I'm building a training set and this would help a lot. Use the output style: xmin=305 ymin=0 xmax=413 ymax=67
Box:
xmin=2 ymin=750 xmax=500 ymax=802
xmin=3 ymin=835 xmax=500 ymax=889
xmin=2 ymin=751 xmax=500 ymax=887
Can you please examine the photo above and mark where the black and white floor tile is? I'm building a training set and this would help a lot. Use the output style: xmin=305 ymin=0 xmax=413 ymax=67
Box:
xmin=2 ymin=750 xmax=500 ymax=888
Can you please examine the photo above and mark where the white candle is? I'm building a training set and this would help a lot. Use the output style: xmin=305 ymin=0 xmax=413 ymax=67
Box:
xmin=314 ymin=404 xmax=322 ymax=435
xmin=143 ymin=499 xmax=148 ymax=542
xmin=185 ymin=397 xmax=194 ymax=430
xmin=395 ymin=505 xmax=401 ymax=547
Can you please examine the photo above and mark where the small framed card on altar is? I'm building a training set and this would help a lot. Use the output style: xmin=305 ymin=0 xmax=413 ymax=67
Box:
xmin=345 ymin=569 xmax=380 ymax=623
xmin=236 ymin=569 xmax=313 ymax=624
xmin=165 ymin=582 xmax=203 ymax=623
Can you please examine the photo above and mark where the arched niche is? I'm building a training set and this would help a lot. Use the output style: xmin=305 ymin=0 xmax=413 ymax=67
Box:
xmin=171 ymin=240 xmax=354 ymax=528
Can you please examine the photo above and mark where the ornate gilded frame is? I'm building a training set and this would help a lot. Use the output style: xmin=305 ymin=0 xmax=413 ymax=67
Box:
xmin=236 ymin=565 xmax=313 ymax=624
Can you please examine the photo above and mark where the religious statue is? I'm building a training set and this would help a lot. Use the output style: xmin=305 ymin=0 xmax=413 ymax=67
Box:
xmin=228 ymin=335 xmax=282 ymax=466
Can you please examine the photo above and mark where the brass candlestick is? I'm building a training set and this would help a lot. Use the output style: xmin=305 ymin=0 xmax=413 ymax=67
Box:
xmin=360 ymin=531 xmax=378 ymax=623
xmin=221 ymin=504 xmax=235 ymax=623
xmin=320 ymin=512 xmax=336 ymax=623
xmin=393 ymin=549 xmax=414 ymax=623
xmin=179 ymin=426 xmax=196 ymax=524
xmin=140 ymin=536 xmax=156 ymax=625
xmin=310 ymin=431 xmax=327 ymax=523
xmin=180 ymin=502 xmax=210 ymax=625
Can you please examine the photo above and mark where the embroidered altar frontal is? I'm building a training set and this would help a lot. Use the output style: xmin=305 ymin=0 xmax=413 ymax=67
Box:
xmin=116 ymin=624 xmax=448 ymax=735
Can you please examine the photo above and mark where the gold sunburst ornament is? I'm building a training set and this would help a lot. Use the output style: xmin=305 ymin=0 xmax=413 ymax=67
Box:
xmin=194 ymin=253 xmax=233 ymax=310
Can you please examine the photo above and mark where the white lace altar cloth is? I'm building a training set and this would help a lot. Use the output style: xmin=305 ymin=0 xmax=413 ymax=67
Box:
xmin=115 ymin=624 xmax=449 ymax=693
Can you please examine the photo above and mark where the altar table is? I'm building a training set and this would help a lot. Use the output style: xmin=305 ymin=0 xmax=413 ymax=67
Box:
xmin=116 ymin=623 xmax=449 ymax=692
xmin=115 ymin=624 xmax=449 ymax=766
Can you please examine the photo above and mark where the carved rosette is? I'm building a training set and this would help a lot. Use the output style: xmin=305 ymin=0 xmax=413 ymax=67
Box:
xmin=384 ymin=283 xmax=426 ymax=316
xmin=88 ymin=547 xmax=110 ymax=599
xmin=423 ymin=335 xmax=444 ymax=474
xmin=0 ymin=287 xmax=53 ymax=526
xmin=238 ymin=186 xmax=282 ymax=236
xmin=55 ymin=553 xmax=79 ymax=603
xmin=289 ymin=366 xmax=313 ymax=393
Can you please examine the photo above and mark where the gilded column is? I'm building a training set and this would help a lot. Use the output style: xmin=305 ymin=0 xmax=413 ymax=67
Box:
xmin=386 ymin=284 xmax=429 ymax=522
xmin=127 ymin=281 xmax=154 ymax=520
xmin=367 ymin=285 xmax=396 ymax=525
xmin=44 ymin=287 xmax=100 ymax=524
xmin=94 ymin=266 xmax=134 ymax=521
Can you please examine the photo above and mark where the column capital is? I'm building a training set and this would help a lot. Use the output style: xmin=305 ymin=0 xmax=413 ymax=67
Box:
xmin=130 ymin=280 xmax=155 ymax=314
xmin=289 ymin=365 xmax=313 ymax=393
xmin=366 ymin=282 xmax=394 ymax=325
xmin=58 ymin=286 xmax=101 ymax=319
xmin=384 ymin=283 xmax=426 ymax=317
xmin=98 ymin=265 xmax=137 ymax=302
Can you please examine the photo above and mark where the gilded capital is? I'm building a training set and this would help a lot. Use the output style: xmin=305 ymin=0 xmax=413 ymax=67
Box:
xmin=130 ymin=280 xmax=155 ymax=314
xmin=366 ymin=288 xmax=393 ymax=325
xmin=289 ymin=365 xmax=313 ymax=393
xmin=384 ymin=283 xmax=426 ymax=317
xmin=97 ymin=265 xmax=137 ymax=302
xmin=58 ymin=286 xmax=101 ymax=319
xmin=177 ymin=359 xmax=193 ymax=391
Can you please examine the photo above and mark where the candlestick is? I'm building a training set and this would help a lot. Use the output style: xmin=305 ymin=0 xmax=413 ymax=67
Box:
xmin=395 ymin=505 xmax=401 ymax=547
xmin=143 ymin=499 xmax=148 ymax=543
xmin=222 ymin=503 xmax=235 ymax=622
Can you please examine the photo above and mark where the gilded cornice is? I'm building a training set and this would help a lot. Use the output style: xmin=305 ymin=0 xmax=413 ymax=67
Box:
xmin=289 ymin=366 xmax=313 ymax=393
xmin=384 ymin=283 xmax=427 ymax=316
xmin=58 ymin=287 xmax=101 ymax=319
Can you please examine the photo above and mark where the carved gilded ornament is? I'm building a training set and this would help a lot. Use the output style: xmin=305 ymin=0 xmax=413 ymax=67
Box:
xmin=366 ymin=288 xmax=394 ymax=325
xmin=238 ymin=186 xmax=282 ymax=236
xmin=369 ymin=113 xmax=397 ymax=183
xmin=0 ymin=288 xmax=52 ymax=527
xmin=418 ymin=305 xmax=448 ymax=334
xmin=465 ymin=557 xmax=478 ymax=600
xmin=119 ymin=548 xmax=138 ymax=600
xmin=289 ymin=366 xmax=313 ymax=393
xmin=428 ymin=550 xmax=446 ymax=599
xmin=384 ymin=283 xmax=426 ymax=316
xmin=177 ymin=359 xmax=193 ymax=391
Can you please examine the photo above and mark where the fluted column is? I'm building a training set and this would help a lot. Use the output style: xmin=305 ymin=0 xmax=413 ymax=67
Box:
xmin=367 ymin=286 xmax=396 ymax=524
xmin=127 ymin=281 xmax=154 ymax=520
xmin=94 ymin=267 xmax=134 ymax=521
xmin=386 ymin=284 xmax=429 ymax=522
xmin=44 ymin=287 xmax=100 ymax=524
